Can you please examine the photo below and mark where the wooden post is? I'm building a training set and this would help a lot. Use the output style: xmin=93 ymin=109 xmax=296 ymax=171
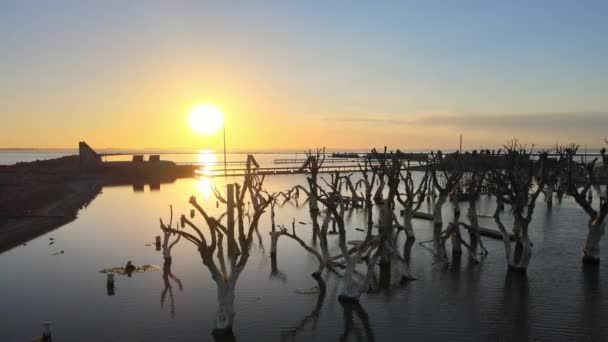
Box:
xmin=106 ymin=273 xmax=115 ymax=296
xmin=107 ymin=273 xmax=115 ymax=285
xmin=155 ymin=236 xmax=161 ymax=251
xmin=226 ymin=184 xmax=236 ymax=256
xmin=42 ymin=321 xmax=52 ymax=342
xmin=459 ymin=133 xmax=462 ymax=153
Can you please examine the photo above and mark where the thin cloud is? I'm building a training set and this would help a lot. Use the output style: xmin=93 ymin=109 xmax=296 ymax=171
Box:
xmin=325 ymin=112 xmax=608 ymax=133
xmin=416 ymin=112 xmax=608 ymax=132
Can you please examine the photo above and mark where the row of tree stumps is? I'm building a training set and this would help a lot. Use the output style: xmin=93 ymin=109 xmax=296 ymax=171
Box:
xmin=158 ymin=141 xmax=608 ymax=340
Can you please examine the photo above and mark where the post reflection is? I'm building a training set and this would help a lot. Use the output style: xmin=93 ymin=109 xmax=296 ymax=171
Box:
xmin=339 ymin=300 xmax=375 ymax=342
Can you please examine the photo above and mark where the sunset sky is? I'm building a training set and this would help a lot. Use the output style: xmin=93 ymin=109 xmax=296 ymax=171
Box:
xmin=1 ymin=1 xmax=607 ymax=151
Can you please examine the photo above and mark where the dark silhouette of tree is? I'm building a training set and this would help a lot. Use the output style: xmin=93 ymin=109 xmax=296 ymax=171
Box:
xmin=490 ymin=140 xmax=547 ymax=272
xmin=557 ymin=143 xmax=607 ymax=263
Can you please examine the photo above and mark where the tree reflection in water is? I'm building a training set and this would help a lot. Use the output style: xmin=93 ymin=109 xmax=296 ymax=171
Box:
xmin=339 ymin=300 xmax=375 ymax=342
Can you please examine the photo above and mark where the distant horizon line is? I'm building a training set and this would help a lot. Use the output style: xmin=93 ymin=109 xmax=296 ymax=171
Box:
xmin=1 ymin=145 xmax=605 ymax=153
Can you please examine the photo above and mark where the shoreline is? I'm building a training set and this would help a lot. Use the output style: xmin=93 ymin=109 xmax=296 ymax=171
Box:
xmin=0 ymin=174 xmax=102 ymax=253
xmin=0 ymin=148 xmax=196 ymax=254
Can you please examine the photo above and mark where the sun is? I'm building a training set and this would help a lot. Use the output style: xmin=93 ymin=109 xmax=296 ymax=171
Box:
xmin=188 ymin=104 xmax=224 ymax=135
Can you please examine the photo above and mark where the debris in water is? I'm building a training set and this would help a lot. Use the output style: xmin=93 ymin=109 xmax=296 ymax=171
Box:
xmin=355 ymin=228 xmax=365 ymax=232
xmin=49 ymin=241 xmax=54 ymax=245
xmin=99 ymin=264 xmax=161 ymax=275
xmin=145 ymin=243 xmax=152 ymax=247
xmin=298 ymin=221 xmax=306 ymax=225
xmin=52 ymin=250 xmax=64 ymax=256
xmin=49 ymin=237 xmax=54 ymax=240
xmin=245 ymin=296 xmax=263 ymax=302
xmin=294 ymin=286 xmax=320 ymax=295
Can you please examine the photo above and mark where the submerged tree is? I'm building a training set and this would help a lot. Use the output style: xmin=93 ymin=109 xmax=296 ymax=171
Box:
xmin=429 ymin=151 xmax=464 ymax=231
xmin=356 ymin=159 xmax=377 ymax=239
xmin=396 ymin=158 xmax=429 ymax=240
xmin=317 ymin=172 xmax=381 ymax=301
xmin=159 ymin=205 xmax=183 ymax=318
xmin=313 ymin=149 xmax=415 ymax=301
xmin=160 ymin=159 xmax=269 ymax=338
xmin=460 ymin=150 xmax=491 ymax=258
xmin=490 ymin=140 xmax=547 ymax=272
xmin=558 ymin=144 xmax=608 ymax=263
xmin=296 ymin=149 xmax=325 ymax=243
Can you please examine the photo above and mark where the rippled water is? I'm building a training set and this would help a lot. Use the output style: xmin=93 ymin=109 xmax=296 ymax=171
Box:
xmin=1 ymin=152 xmax=607 ymax=341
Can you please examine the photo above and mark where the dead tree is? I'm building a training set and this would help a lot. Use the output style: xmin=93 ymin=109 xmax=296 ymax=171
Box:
xmin=315 ymin=171 xmax=382 ymax=301
xmin=490 ymin=140 xmax=546 ymax=272
xmin=341 ymin=173 xmax=364 ymax=207
xmin=369 ymin=148 xmax=403 ymax=261
xmin=160 ymin=161 xmax=269 ymax=337
xmin=558 ymin=144 xmax=607 ymax=263
xmin=159 ymin=205 xmax=184 ymax=318
xmin=270 ymin=219 xmax=326 ymax=279
xmin=461 ymin=150 xmax=490 ymax=257
xmin=429 ymin=151 xmax=463 ymax=232
xmin=356 ymin=159 xmax=377 ymax=239
xmin=372 ymin=148 xmax=388 ymax=205
xmin=396 ymin=159 xmax=429 ymax=240
xmin=297 ymin=149 xmax=325 ymax=242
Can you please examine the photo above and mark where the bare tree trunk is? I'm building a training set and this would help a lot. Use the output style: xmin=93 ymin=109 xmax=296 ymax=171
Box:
xmin=513 ymin=216 xmax=524 ymax=246
xmin=306 ymin=178 xmax=320 ymax=242
xmin=467 ymin=201 xmax=480 ymax=254
xmin=509 ymin=225 xmax=532 ymax=272
xmin=270 ymin=231 xmax=279 ymax=258
xmin=451 ymin=202 xmax=462 ymax=256
xmin=546 ymin=183 xmax=554 ymax=208
xmin=365 ymin=201 xmax=373 ymax=240
xmin=433 ymin=195 xmax=447 ymax=230
xmin=493 ymin=199 xmax=532 ymax=272
xmin=378 ymin=200 xmax=393 ymax=265
xmin=583 ymin=220 xmax=605 ymax=263
xmin=341 ymin=260 xmax=361 ymax=300
xmin=373 ymin=178 xmax=385 ymax=204
xmin=402 ymin=211 xmax=415 ymax=240
xmin=213 ymin=282 xmax=236 ymax=335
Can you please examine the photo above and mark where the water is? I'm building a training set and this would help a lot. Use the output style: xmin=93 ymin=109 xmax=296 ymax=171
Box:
xmin=1 ymin=151 xmax=607 ymax=341
xmin=0 ymin=149 xmax=76 ymax=165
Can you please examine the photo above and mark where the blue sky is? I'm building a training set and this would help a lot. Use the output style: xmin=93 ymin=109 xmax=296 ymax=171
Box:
xmin=1 ymin=1 xmax=607 ymax=149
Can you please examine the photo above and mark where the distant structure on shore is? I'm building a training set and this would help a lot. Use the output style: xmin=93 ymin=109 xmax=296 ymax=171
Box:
xmin=79 ymin=141 xmax=102 ymax=171
xmin=78 ymin=141 xmax=196 ymax=185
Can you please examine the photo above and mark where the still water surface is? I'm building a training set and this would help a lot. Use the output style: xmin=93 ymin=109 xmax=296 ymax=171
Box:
xmin=1 ymin=152 xmax=607 ymax=341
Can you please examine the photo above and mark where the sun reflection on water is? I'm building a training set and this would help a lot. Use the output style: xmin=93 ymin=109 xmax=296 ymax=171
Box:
xmin=195 ymin=150 xmax=217 ymax=199
xmin=195 ymin=176 xmax=214 ymax=199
